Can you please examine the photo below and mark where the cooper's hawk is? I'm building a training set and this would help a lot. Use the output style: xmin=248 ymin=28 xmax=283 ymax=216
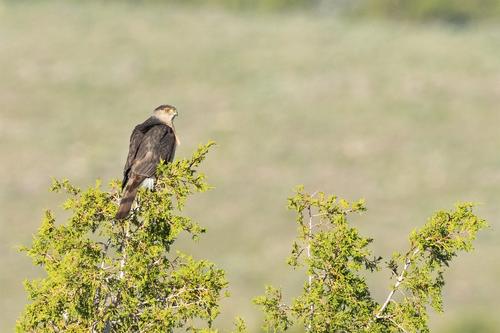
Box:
xmin=116 ymin=104 xmax=179 ymax=219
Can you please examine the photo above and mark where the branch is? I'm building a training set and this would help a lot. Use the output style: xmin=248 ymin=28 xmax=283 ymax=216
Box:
xmin=118 ymin=221 xmax=131 ymax=280
xmin=382 ymin=315 xmax=410 ymax=333
xmin=375 ymin=248 xmax=420 ymax=319
xmin=306 ymin=205 xmax=314 ymax=332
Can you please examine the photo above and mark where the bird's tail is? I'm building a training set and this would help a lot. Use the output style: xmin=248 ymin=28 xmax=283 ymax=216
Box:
xmin=116 ymin=175 xmax=144 ymax=219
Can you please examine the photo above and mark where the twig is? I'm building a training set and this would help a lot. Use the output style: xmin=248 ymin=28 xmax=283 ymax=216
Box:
xmin=92 ymin=239 xmax=111 ymax=332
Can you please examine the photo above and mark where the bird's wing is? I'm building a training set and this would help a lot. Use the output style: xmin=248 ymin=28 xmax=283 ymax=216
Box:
xmin=122 ymin=125 xmax=146 ymax=188
xmin=130 ymin=124 xmax=170 ymax=178
xmin=159 ymin=126 xmax=177 ymax=163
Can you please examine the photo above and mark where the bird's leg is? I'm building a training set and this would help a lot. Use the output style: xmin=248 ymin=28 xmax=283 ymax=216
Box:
xmin=141 ymin=177 xmax=155 ymax=191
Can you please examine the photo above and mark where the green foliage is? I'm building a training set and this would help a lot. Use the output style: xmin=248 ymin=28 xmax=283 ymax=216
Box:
xmin=375 ymin=203 xmax=488 ymax=331
xmin=254 ymin=187 xmax=487 ymax=332
xmin=254 ymin=286 xmax=292 ymax=332
xmin=17 ymin=142 xmax=229 ymax=332
xmin=231 ymin=316 xmax=248 ymax=333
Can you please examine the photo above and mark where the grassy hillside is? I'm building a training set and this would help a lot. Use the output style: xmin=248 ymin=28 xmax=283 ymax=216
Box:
xmin=1 ymin=1 xmax=499 ymax=331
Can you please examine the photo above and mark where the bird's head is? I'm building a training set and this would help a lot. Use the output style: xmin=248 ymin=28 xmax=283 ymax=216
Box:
xmin=153 ymin=104 xmax=178 ymax=124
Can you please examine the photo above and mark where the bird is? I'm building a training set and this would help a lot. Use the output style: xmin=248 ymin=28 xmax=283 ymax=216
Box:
xmin=115 ymin=104 xmax=180 ymax=219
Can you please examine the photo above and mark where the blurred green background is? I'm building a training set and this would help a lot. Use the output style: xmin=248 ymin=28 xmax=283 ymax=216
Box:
xmin=1 ymin=0 xmax=500 ymax=332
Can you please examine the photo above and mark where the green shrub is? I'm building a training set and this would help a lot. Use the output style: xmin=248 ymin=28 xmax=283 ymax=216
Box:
xmin=254 ymin=187 xmax=488 ymax=332
xmin=17 ymin=142 xmax=229 ymax=333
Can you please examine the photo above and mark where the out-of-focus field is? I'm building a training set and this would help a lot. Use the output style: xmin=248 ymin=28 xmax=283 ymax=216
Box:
xmin=1 ymin=1 xmax=499 ymax=332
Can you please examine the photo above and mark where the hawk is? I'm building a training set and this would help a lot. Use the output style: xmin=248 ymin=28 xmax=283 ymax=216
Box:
xmin=116 ymin=104 xmax=180 ymax=219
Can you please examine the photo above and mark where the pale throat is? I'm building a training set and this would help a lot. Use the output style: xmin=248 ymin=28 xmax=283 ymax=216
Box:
xmin=154 ymin=112 xmax=174 ymax=126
